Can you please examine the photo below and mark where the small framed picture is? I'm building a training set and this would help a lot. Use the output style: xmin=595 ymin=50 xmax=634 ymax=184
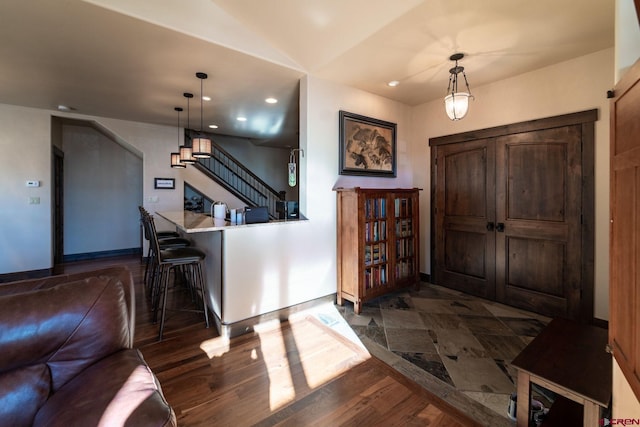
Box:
xmin=339 ymin=110 xmax=397 ymax=177
xmin=154 ymin=178 xmax=175 ymax=190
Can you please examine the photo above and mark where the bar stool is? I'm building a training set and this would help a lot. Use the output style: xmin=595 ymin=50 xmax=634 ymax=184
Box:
xmin=139 ymin=208 xmax=191 ymax=293
xmin=147 ymin=214 xmax=209 ymax=341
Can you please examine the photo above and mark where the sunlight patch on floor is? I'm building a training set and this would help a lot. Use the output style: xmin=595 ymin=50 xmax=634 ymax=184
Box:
xmin=199 ymin=335 xmax=230 ymax=358
xmin=254 ymin=320 xmax=297 ymax=411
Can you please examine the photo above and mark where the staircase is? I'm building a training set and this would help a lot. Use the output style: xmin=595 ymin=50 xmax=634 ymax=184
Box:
xmin=188 ymin=132 xmax=284 ymax=219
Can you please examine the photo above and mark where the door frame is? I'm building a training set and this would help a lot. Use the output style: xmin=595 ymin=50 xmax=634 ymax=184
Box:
xmin=53 ymin=146 xmax=64 ymax=265
xmin=429 ymin=109 xmax=597 ymax=321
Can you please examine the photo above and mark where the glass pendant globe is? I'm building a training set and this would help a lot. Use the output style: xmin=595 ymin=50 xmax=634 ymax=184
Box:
xmin=444 ymin=92 xmax=470 ymax=120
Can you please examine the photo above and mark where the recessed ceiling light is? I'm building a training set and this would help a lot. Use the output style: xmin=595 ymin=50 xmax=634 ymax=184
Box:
xmin=387 ymin=80 xmax=400 ymax=87
xmin=208 ymin=124 xmax=218 ymax=129
xmin=57 ymin=104 xmax=74 ymax=111
xmin=237 ymin=117 xmax=247 ymax=122
xmin=202 ymin=96 xmax=211 ymax=101
xmin=265 ymin=97 xmax=278 ymax=104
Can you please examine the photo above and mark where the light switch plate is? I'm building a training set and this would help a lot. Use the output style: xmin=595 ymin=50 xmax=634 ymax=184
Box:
xmin=26 ymin=180 xmax=40 ymax=187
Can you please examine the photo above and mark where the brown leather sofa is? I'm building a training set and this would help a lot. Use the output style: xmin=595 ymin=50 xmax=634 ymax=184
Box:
xmin=0 ymin=266 xmax=177 ymax=427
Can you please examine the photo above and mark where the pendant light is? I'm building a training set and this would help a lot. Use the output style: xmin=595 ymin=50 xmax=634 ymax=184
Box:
xmin=191 ymin=72 xmax=212 ymax=158
xmin=170 ymin=107 xmax=186 ymax=168
xmin=179 ymin=93 xmax=196 ymax=164
xmin=444 ymin=53 xmax=474 ymax=121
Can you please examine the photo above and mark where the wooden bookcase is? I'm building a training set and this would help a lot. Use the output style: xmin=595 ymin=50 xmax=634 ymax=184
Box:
xmin=336 ymin=187 xmax=420 ymax=314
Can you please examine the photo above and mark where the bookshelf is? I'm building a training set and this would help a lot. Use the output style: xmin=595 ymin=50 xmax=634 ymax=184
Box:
xmin=336 ymin=187 xmax=420 ymax=314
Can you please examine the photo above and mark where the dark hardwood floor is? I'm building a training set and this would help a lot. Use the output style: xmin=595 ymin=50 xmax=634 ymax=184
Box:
xmin=55 ymin=255 xmax=480 ymax=426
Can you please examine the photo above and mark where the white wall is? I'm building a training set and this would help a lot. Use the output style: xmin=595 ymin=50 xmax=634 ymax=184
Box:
xmin=0 ymin=104 xmax=53 ymax=274
xmin=411 ymin=48 xmax=614 ymax=321
xmin=615 ymin=0 xmax=640 ymax=79
xmin=0 ymin=105 xmax=217 ymax=274
xmin=63 ymin=124 xmax=142 ymax=255
xmin=299 ymin=75 xmax=414 ymax=305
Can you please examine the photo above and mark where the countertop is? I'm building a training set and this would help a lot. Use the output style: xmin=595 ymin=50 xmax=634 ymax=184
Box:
xmin=156 ymin=210 xmax=306 ymax=233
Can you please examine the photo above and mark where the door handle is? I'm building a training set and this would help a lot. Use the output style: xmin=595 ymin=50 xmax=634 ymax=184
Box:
xmin=496 ymin=222 xmax=505 ymax=232
xmin=486 ymin=222 xmax=495 ymax=231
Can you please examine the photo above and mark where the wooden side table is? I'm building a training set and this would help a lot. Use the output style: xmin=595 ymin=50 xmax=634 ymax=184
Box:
xmin=511 ymin=318 xmax=611 ymax=426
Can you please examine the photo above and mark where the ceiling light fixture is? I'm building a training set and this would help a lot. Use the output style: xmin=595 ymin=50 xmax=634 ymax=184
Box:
xmin=191 ymin=72 xmax=212 ymax=158
xmin=265 ymin=97 xmax=278 ymax=104
xmin=444 ymin=53 xmax=473 ymax=121
xmin=237 ymin=117 xmax=247 ymax=122
xmin=208 ymin=124 xmax=218 ymax=129
xmin=170 ymin=106 xmax=186 ymax=169
xmin=387 ymin=80 xmax=399 ymax=87
xmin=179 ymin=93 xmax=196 ymax=165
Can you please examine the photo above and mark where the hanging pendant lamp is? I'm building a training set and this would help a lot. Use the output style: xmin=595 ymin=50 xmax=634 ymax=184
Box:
xmin=179 ymin=93 xmax=196 ymax=164
xmin=170 ymin=107 xmax=186 ymax=168
xmin=444 ymin=53 xmax=474 ymax=121
xmin=191 ymin=72 xmax=212 ymax=158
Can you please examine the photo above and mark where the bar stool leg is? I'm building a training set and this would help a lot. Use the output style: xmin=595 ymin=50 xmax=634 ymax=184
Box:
xmin=157 ymin=264 xmax=171 ymax=341
xmin=196 ymin=263 xmax=209 ymax=328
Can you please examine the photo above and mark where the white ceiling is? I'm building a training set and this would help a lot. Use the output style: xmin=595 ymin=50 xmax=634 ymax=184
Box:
xmin=0 ymin=0 xmax=614 ymax=147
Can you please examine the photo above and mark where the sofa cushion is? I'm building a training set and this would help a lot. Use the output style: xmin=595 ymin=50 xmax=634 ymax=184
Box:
xmin=33 ymin=349 xmax=176 ymax=427
xmin=0 ymin=274 xmax=132 ymax=392
xmin=0 ymin=364 xmax=50 ymax=427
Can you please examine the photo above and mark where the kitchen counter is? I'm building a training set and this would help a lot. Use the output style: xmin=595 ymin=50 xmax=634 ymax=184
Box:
xmin=155 ymin=210 xmax=327 ymax=338
xmin=156 ymin=210 xmax=306 ymax=233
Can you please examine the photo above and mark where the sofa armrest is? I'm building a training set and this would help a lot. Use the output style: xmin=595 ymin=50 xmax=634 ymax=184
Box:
xmin=33 ymin=349 xmax=176 ymax=427
xmin=0 ymin=267 xmax=135 ymax=344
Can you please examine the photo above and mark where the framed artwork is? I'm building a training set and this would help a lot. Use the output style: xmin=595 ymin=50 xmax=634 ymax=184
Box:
xmin=154 ymin=177 xmax=175 ymax=189
xmin=339 ymin=110 xmax=396 ymax=177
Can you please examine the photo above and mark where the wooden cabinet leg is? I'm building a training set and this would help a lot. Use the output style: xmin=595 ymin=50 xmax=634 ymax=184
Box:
xmin=516 ymin=370 xmax=531 ymax=427
xmin=336 ymin=293 xmax=343 ymax=306
xmin=354 ymin=301 xmax=361 ymax=315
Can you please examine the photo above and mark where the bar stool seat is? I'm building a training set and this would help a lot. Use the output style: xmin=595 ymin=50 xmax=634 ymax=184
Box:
xmin=157 ymin=230 xmax=180 ymax=238
xmin=147 ymin=215 xmax=209 ymax=341
xmin=157 ymin=237 xmax=192 ymax=249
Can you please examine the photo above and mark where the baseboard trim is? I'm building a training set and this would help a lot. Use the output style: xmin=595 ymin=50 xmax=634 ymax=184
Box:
xmin=63 ymin=247 xmax=141 ymax=262
xmin=0 ymin=268 xmax=52 ymax=284
xmin=211 ymin=294 xmax=337 ymax=338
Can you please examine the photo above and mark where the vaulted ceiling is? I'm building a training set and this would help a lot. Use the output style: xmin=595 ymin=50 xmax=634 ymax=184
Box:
xmin=0 ymin=0 xmax=614 ymax=147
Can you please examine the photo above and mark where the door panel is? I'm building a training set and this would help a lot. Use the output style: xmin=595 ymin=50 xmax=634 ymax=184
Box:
xmin=506 ymin=143 xmax=567 ymax=222
xmin=495 ymin=127 xmax=583 ymax=317
xmin=610 ymin=58 xmax=640 ymax=399
xmin=435 ymin=139 xmax=495 ymax=299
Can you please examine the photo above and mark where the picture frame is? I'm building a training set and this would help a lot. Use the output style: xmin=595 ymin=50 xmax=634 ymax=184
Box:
xmin=154 ymin=177 xmax=175 ymax=190
xmin=339 ymin=110 xmax=397 ymax=177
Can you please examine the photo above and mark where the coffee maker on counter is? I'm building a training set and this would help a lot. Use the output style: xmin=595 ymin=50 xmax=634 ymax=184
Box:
xmin=276 ymin=200 xmax=299 ymax=220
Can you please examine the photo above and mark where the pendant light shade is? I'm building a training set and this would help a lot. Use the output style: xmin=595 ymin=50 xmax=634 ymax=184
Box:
xmin=178 ymin=97 xmax=196 ymax=164
xmin=170 ymin=152 xmax=185 ymax=168
xmin=444 ymin=92 xmax=471 ymax=120
xmin=170 ymin=106 xmax=187 ymax=168
xmin=192 ymin=137 xmax=212 ymax=158
xmin=192 ymin=72 xmax=212 ymax=158
xmin=179 ymin=144 xmax=195 ymax=164
xmin=444 ymin=53 xmax=473 ymax=121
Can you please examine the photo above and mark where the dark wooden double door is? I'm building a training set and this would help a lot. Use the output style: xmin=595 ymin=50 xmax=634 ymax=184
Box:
xmin=430 ymin=111 xmax=596 ymax=320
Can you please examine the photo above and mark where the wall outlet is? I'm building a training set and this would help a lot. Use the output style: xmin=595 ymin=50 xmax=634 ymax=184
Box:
xmin=29 ymin=197 xmax=40 ymax=205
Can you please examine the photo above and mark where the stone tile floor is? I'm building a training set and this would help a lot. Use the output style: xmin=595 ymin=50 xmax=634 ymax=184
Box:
xmin=335 ymin=282 xmax=553 ymax=420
